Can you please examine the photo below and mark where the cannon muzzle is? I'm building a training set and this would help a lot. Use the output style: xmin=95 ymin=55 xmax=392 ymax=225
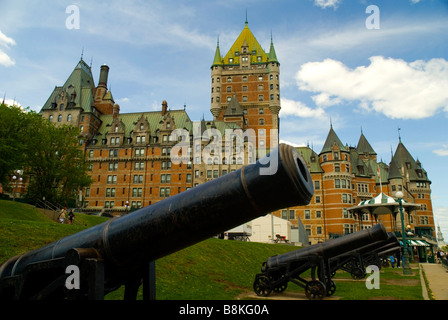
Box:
xmin=0 ymin=143 xmax=314 ymax=299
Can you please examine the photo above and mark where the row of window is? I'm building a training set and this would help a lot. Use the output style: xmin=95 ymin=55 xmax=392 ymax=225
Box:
xmin=212 ymin=94 xmax=279 ymax=103
xmin=104 ymin=171 xmax=194 ymax=185
xmin=211 ymin=74 xmax=279 ymax=84
xmin=213 ymin=83 xmax=279 ymax=93
xmin=86 ymin=185 xmax=190 ymax=201
xmin=89 ymin=201 xmax=142 ymax=209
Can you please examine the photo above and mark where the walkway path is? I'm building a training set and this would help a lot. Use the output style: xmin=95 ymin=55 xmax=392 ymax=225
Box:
xmin=420 ymin=263 xmax=448 ymax=300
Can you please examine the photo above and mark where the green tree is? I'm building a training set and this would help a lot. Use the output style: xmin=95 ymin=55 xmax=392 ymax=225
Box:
xmin=0 ymin=103 xmax=37 ymax=189
xmin=0 ymin=103 xmax=91 ymax=205
xmin=24 ymin=120 xmax=92 ymax=205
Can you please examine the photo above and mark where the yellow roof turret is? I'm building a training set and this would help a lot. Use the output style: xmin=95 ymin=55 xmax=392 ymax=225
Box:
xmin=222 ymin=22 xmax=269 ymax=65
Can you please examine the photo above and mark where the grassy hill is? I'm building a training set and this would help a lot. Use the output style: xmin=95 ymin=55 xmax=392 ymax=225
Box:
xmin=0 ymin=200 xmax=298 ymax=300
xmin=0 ymin=200 xmax=109 ymax=263
xmin=0 ymin=200 xmax=425 ymax=300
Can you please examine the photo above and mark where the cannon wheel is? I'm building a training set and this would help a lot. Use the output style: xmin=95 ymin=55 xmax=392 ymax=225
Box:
xmin=305 ymin=280 xmax=326 ymax=300
xmin=273 ymin=283 xmax=288 ymax=293
xmin=350 ymin=267 xmax=366 ymax=280
xmin=326 ymin=279 xmax=336 ymax=296
xmin=253 ymin=275 xmax=272 ymax=297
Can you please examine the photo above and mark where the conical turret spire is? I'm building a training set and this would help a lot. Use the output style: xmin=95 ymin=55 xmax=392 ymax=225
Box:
xmin=268 ymin=32 xmax=279 ymax=63
xmin=212 ymin=37 xmax=223 ymax=67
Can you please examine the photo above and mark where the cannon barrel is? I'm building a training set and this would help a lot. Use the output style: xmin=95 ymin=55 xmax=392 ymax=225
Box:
xmin=330 ymin=232 xmax=398 ymax=260
xmin=0 ymin=144 xmax=313 ymax=286
xmin=266 ymin=224 xmax=388 ymax=268
xmin=377 ymin=246 xmax=401 ymax=257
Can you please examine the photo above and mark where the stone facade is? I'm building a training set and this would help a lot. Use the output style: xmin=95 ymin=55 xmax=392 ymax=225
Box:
xmin=38 ymin=21 xmax=435 ymax=244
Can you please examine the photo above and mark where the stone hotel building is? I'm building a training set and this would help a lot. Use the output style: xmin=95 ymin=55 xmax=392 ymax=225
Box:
xmin=39 ymin=21 xmax=435 ymax=244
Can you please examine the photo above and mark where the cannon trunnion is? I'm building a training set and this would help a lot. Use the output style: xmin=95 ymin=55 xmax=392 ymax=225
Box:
xmin=253 ymin=224 xmax=390 ymax=300
xmin=0 ymin=144 xmax=314 ymax=300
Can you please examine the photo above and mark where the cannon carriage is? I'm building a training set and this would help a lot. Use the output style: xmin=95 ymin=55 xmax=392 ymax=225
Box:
xmin=253 ymin=224 xmax=390 ymax=300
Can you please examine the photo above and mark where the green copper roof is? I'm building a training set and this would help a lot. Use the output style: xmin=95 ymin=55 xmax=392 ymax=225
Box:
xmin=357 ymin=132 xmax=376 ymax=155
xmin=389 ymin=141 xmax=430 ymax=182
xmin=103 ymin=90 xmax=114 ymax=102
xmin=267 ymin=36 xmax=279 ymax=64
xmin=96 ymin=109 xmax=193 ymax=138
xmin=320 ymin=126 xmax=348 ymax=154
xmin=296 ymin=147 xmax=324 ymax=173
xmin=224 ymin=94 xmax=244 ymax=116
xmin=41 ymin=59 xmax=95 ymax=113
xmin=212 ymin=38 xmax=223 ymax=66
xmin=350 ymin=148 xmax=372 ymax=177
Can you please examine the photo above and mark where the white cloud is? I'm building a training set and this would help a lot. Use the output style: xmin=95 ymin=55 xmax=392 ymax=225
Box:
xmin=311 ymin=93 xmax=342 ymax=108
xmin=279 ymin=139 xmax=305 ymax=148
xmin=0 ymin=51 xmax=15 ymax=67
xmin=0 ymin=30 xmax=16 ymax=67
xmin=280 ymin=97 xmax=326 ymax=119
xmin=0 ymin=30 xmax=16 ymax=47
xmin=2 ymin=98 xmax=22 ymax=108
xmin=434 ymin=145 xmax=448 ymax=156
xmin=81 ymin=2 xmax=215 ymax=51
xmin=313 ymin=0 xmax=341 ymax=9
xmin=295 ymin=56 xmax=448 ymax=120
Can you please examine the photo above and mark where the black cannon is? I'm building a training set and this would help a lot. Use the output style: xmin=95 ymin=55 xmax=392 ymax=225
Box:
xmin=253 ymin=223 xmax=388 ymax=300
xmin=327 ymin=233 xmax=400 ymax=279
xmin=0 ymin=144 xmax=314 ymax=300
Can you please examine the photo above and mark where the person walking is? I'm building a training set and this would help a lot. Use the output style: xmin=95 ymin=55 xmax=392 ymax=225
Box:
xmin=68 ymin=209 xmax=75 ymax=224
xmin=58 ymin=207 xmax=67 ymax=224
xmin=390 ymin=255 xmax=395 ymax=268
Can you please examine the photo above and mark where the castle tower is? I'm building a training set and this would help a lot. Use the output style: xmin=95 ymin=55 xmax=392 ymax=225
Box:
xmin=210 ymin=20 xmax=280 ymax=148
xmin=389 ymin=139 xmax=434 ymax=237
xmin=319 ymin=126 xmax=354 ymax=236
xmin=437 ymin=224 xmax=446 ymax=248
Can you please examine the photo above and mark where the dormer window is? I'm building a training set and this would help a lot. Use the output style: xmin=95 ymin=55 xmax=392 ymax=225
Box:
xmin=115 ymin=125 xmax=119 ymax=133
xmin=140 ymin=124 xmax=144 ymax=131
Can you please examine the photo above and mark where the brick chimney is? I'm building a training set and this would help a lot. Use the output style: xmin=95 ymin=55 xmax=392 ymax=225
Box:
xmin=113 ymin=104 xmax=120 ymax=119
xmin=162 ymin=100 xmax=168 ymax=116
xmin=98 ymin=64 xmax=109 ymax=88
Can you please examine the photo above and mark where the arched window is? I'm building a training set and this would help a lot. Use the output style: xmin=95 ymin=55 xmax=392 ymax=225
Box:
xmin=58 ymin=114 xmax=62 ymax=122
xmin=67 ymin=114 xmax=72 ymax=121
xmin=49 ymin=115 xmax=53 ymax=122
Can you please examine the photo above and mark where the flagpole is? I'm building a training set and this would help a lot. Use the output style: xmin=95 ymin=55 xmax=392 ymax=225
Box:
xmin=377 ymin=165 xmax=383 ymax=194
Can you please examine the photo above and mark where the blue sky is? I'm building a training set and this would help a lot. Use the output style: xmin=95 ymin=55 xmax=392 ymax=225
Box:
xmin=1 ymin=0 xmax=448 ymax=238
